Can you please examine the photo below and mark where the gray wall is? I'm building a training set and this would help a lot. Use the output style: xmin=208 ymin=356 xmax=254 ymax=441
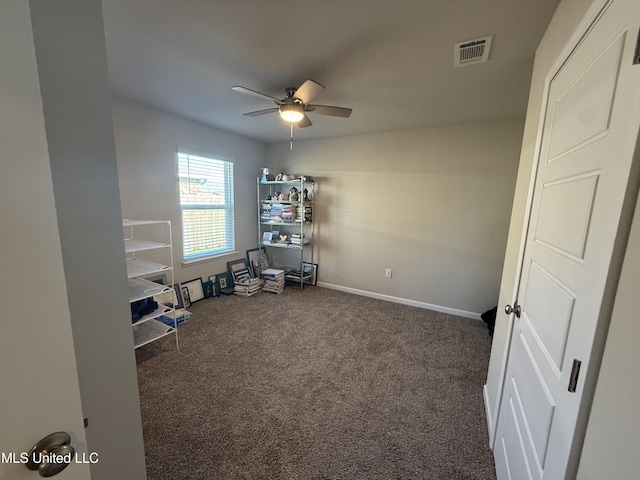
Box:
xmin=28 ymin=0 xmax=146 ymax=478
xmin=114 ymin=104 xmax=523 ymax=318
xmin=577 ymin=189 xmax=640 ymax=479
xmin=113 ymin=99 xmax=265 ymax=283
xmin=266 ymin=121 xmax=524 ymax=316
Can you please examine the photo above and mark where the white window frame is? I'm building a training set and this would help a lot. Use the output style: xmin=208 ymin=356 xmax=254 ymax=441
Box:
xmin=177 ymin=149 xmax=235 ymax=263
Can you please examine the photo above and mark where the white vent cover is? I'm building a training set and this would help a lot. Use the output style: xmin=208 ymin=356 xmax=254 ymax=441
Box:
xmin=454 ymin=35 xmax=492 ymax=67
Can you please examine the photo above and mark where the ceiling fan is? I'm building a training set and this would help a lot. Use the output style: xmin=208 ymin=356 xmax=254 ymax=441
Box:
xmin=232 ymin=79 xmax=352 ymax=127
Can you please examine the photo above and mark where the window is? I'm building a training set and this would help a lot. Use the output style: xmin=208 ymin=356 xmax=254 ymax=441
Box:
xmin=177 ymin=150 xmax=234 ymax=262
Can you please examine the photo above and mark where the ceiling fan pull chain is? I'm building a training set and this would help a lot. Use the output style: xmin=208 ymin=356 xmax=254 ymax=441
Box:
xmin=290 ymin=122 xmax=294 ymax=150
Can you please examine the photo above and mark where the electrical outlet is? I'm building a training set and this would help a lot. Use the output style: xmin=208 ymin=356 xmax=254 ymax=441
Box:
xmin=385 ymin=268 xmax=393 ymax=278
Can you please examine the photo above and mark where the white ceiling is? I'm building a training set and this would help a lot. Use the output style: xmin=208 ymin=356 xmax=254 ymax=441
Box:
xmin=101 ymin=0 xmax=560 ymax=144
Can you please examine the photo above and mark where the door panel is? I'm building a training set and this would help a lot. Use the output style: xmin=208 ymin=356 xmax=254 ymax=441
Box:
xmin=547 ymin=32 xmax=624 ymax=161
xmin=524 ymin=262 xmax=576 ymax=372
xmin=497 ymin=398 xmax=534 ymax=480
xmin=534 ymin=173 xmax=599 ymax=260
xmin=511 ymin=334 xmax=555 ymax=467
xmin=494 ymin=1 xmax=640 ymax=478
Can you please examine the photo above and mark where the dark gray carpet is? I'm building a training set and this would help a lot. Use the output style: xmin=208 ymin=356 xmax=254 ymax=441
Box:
xmin=136 ymin=286 xmax=496 ymax=480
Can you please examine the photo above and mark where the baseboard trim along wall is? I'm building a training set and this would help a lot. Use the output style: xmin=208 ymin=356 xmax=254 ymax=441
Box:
xmin=483 ymin=384 xmax=494 ymax=445
xmin=316 ymin=282 xmax=482 ymax=321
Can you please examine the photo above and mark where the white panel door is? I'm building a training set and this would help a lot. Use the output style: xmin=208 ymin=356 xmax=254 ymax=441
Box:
xmin=494 ymin=1 xmax=640 ymax=479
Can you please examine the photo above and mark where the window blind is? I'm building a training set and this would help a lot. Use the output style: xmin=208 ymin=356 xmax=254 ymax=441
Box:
xmin=177 ymin=151 xmax=234 ymax=261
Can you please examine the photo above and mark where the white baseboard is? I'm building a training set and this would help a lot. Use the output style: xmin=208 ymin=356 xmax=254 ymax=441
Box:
xmin=316 ymin=281 xmax=482 ymax=320
xmin=483 ymin=384 xmax=495 ymax=448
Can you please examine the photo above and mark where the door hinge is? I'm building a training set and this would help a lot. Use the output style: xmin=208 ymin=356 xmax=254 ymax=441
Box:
xmin=634 ymin=28 xmax=640 ymax=65
xmin=568 ymin=359 xmax=582 ymax=393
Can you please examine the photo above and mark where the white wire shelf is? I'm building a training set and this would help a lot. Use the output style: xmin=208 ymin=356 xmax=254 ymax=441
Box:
xmin=262 ymin=242 xmax=304 ymax=250
xmin=259 ymin=221 xmax=312 ymax=226
xmin=126 ymin=258 xmax=171 ymax=278
xmin=259 ymin=179 xmax=313 ymax=185
xmin=128 ymin=277 xmax=171 ymax=303
xmin=123 ymin=219 xmax=171 ymax=227
xmin=133 ymin=319 xmax=175 ymax=349
xmin=131 ymin=303 xmax=174 ymax=326
xmin=261 ymin=200 xmax=314 ymax=206
xmin=124 ymin=238 xmax=170 ymax=253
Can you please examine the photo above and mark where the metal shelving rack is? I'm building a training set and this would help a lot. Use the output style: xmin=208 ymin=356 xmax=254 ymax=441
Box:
xmin=257 ymin=178 xmax=315 ymax=289
xmin=123 ymin=219 xmax=179 ymax=350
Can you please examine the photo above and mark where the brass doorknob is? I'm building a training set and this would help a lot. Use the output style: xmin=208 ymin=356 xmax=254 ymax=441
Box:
xmin=504 ymin=303 xmax=522 ymax=318
xmin=25 ymin=432 xmax=75 ymax=477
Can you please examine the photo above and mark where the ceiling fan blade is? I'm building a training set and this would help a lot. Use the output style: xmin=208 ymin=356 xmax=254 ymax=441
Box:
xmin=298 ymin=114 xmax=312 ymax=128
xmin=306 ymin=104 xmax=352 ymax=118
xmin=232 ymin=86 xmax=282 ymax=105
xmin=294 ymin=79 xmax=325 ymax=104
xmin=243 ymin=107 xmax=279 ymax=117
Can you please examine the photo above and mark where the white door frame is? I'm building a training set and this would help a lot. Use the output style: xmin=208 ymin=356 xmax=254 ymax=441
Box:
xmin=487 ymin=0 xmax=628 ymax=447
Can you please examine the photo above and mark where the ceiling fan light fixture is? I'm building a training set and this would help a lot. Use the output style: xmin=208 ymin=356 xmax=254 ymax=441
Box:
xmin=279 ymin=104 xmax=304 ymax=123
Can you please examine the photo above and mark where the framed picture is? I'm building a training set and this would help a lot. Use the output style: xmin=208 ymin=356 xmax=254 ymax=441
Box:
xmin=262 ymin=231 xmax=273 ymax=244
xmin=202 ymin=280 xmax=214 ymax=298
xmin=228 ymin=259 xmax=252 ymax=285
xmin=181 ymin=286 xmax=192 ymax=308
xmin=208 ymin=275 xmax=219 ymax=297
xmin=227 ymin=258 xmax=248 ymax=275
xmin=227 ymin=258 xmax=248 ymax=271
xmin=302 ymin=262 xmax=318 ymax=286
xmin=260 ymin=253 xmax=270 ymax=271
xmin=173 ymin=283 xmax=186 ymax=308
xmin=183 ymin=278 xmax=205 ymax=303
xmin=235 ymin=269 xmax=253 ymax=284
xmin=217 ymin=272 xmax=233 ymax=295
xmin=148 ymin=274 xmax=168 ymax=286
xmin=246 ymin=247 xmax=268 ymax=278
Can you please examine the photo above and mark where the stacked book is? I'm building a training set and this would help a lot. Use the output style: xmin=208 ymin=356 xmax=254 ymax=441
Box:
xmin=260 ymin=203 xmax=272 ymax=222
xmin=232 ymin=266 xmax=252 ymax=284
xmin=269 ymin=203 xmax=283 ymax=222
xmin=234 ymin=277 xmax=262 ymax=297
xmin=290 ymin=233 xmax=310 ymax=246
xmin=281 ymin=204 xmax=296 ymax=223
xmin=296 ymin=202 xmax=312 ymax=223
xmin=262 ymin=268 xmax=285 ymax=294
xmin=285 ymin=269 xmax=313 ymax=283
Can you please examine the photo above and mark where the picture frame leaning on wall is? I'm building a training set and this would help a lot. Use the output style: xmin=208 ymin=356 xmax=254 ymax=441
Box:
xmin=246 ymin=246 xmax=269 ymax=278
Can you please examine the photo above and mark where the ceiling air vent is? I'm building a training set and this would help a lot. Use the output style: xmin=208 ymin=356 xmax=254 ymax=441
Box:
xmin=454 ymin=35 xmax=492 ymax=67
